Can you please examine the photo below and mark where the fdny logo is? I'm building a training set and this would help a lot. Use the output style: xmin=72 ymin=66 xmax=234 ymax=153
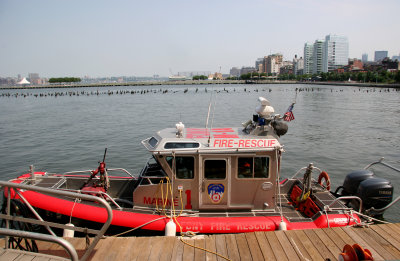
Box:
xmin=208 ymin=184 xmax=224 ymax=203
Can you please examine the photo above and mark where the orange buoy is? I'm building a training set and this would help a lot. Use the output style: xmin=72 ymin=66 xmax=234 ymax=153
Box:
xmin=318 ymin=171 xmax=331 ymax=191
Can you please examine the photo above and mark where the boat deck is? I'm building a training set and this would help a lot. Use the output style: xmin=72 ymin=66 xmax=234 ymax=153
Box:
xmin=3 ymin=223 xmax=400 ymax=260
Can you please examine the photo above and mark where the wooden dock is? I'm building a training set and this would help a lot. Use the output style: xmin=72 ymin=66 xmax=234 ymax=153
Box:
xmin=3 ymin=223 xmax=400 ymax=260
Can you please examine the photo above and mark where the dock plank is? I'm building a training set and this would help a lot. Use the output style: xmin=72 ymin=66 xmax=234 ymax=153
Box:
xmin=159 ymin=237 xmax=177 ymax=261
xmin=182 ymin=239 xmax=195 ymax=261
xmin=313 ymin=228 xmax=341 ymax=258
xmin=135 ymin=237 xmax=154 ymax=261
xmin=8 ymin=223 xmax=400 ymax=261
xmin=330 ymin=227 xmax=354 ymax=245
xmin=285 ymin=230 xmax=312 ymax=261
xmin=254 ymin=231 xmax=276 ymax=261
xmin=97 ymin=237 xmax=123 ymax=260
xmin=194 ymin=237 xmax=206 ymax=261
xmin=321 ymin=227 xmax=347 ymax=250
xmin=245 ymin=232 xmax=264 ymax=261
xmin=304 ymin=229 xmax=336 ymax=260
xmin=292 ymin=230 xmax=324 ymax=260
xmin=371 ymin=225 xmax=400 ymax=252
xmin=112 ymin=237 xmax=137 ymax=261
xmin=204 ymin=235 xmax=217 ymax=261
xmin=340 ymin=227 xmax=384 ymax=261
xmin=215 ymin=234 xmax=228 ymax=261
xmin=170 ymin=237 xmax=184 ymax=261
xmin=148 ymin=236 xmax=167 ymax=261
xmin=89 ymin=237 xmax=114 ymax=261
xmin=235 ymin=233 xmax=252 ymax=260
xmin=264 ymin=231 xmax=288 ymax=261
xmin=353 ymin=226 xmax=400 ymax=260
xmin=274 ymin=230 xmax=300 ymax=261
xmin=224 ymin=234 xmax=240 ymax=261
xmin=381 ymin=223 xmax=400 ymax=241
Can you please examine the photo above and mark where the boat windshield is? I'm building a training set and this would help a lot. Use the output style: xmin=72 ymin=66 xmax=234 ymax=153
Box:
xmin=140 ymin=156 xmax=167 ymax=177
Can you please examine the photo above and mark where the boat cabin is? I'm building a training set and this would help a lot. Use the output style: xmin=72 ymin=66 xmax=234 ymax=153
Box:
xmin=134 ymin=97 xmax=285 ymax=212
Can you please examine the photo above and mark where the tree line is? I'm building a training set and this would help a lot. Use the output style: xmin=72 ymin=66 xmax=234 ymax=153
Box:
xmin=49 ymin=77 xmax=81 ymax=83
xmin=226 ymin=71 xmax=400 ymax=83
xmin=278 ymin=70 xmax=400 ymax=83
xmin=192 ymin=75 xmax=208 ymax=80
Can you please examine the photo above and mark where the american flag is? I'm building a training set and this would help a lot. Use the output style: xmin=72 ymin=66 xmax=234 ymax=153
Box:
xmin=283 ymin=103 xmax=295 ymax=122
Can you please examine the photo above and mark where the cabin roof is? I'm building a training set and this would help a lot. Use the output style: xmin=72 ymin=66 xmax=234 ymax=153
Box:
xmin=142 ymin=127 xmax=281 ymax=153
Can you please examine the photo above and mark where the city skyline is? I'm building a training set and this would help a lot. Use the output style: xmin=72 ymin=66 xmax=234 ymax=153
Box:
xmin=1 ymin=0 xmax=399 ymax=78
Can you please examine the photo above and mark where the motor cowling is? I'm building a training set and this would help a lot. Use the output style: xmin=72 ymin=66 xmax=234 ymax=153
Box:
xmin=357 ymin=177 xmax=393 ymax=210
xmin=340 ymin=169 xmax=394 ymax=214
xmin=341 ymin=170 xmax=374 ymax=196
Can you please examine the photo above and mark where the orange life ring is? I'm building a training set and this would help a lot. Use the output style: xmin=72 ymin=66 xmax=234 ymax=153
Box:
xmin=318 ymin=171 xmax=331 ymax=191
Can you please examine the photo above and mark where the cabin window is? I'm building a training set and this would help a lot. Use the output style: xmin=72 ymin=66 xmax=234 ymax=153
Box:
xmin=148 ymin=137 xmax=158 ymax=148
xmin=166 ymin=156 xmax=194 ymax=179
xmin=204 ymin=159 xmax=226 ymax=180
xmin=164 ymin=142 xmax=200 ymax=149
xmin=238 ymin=157 xmax=269 ymax=179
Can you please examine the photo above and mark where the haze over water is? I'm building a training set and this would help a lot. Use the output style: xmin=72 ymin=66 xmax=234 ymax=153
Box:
xmin=1 ymin=84 xmax=399 ymax=221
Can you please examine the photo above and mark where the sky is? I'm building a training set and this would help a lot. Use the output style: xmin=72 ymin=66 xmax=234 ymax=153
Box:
xmin=0 ymin=0 xmax=399 ymax=78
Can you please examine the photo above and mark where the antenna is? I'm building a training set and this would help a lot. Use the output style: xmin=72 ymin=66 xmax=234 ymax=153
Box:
xmin=205 ymin=92 xmax=213 ymax=129
xmin=210 ymin=91 xmax=217 ymax=131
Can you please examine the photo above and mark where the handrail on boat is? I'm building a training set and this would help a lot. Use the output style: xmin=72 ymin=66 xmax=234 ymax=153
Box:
xmin=63 ymin=167 xmax=135 ymax=178
xmin=0 ymin=227 xmax=79 ymax=261
xmin=323 ymin=196 xmax=363 ymax=213
xmin=290 ymin=165 xmax=323 ymax=179
xmin=365 ymin=195 xmax=400 ymax=216
xmin=59 ymin=188 xmax=124 ymax=210
xmin=364 ymin=157 xmax=400 ymax=173
xmin=0 ymin=180 xmax=113 ymax=261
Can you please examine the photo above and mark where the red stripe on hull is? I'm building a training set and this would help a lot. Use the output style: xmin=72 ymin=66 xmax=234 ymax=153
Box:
xmin=9 ymin=190 xmax=360 ymax=234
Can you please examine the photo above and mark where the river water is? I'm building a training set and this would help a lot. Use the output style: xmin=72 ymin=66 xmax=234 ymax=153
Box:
xmin=1 ymin=84 xmax=399 ymax=221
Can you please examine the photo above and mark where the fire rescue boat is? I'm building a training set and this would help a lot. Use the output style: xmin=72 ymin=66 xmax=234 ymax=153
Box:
xmin=2 ymin=97 xmax=397 ymax=235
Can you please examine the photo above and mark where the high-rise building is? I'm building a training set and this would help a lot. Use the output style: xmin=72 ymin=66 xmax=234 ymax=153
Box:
xmin=322 ymin=35 xmax=349 ymax=72
xmin=392 ymin=55 xmax=400 ymax=61
xmin=229 ymin=67 xmax=240 ymax=77
xmin=362 ymin=53 xmax=368 ymax=63
xmin=264 ymin=54 xmax=283 ymax=75
xmin=304 ymin=43 xmax=314 ymax=75
xmin=313 ymin=40 xmax=324 ymax=74
xmin=374 ymin=51 xmax=388 ymax=62
xmin=293 ymin=55 xmax=304 ymax=75
xmin=240 ymin=67 xmax=256 ymax=75
xmin=255 ymin=58 xmax=264 ymax=73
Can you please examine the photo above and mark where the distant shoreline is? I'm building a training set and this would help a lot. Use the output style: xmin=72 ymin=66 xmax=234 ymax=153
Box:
xmin=1 ymin=80 xmax=399 ymax=90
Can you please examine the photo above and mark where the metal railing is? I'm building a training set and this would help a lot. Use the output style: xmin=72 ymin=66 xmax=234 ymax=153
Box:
xmin=0 ymin=227 xmax=78 ymax=261
xmin=364 ymin=157 xmax=400 ymax=173
xmin=63 ymin=167 xmax=135 ymax=178
xmin=323 ymin=196 xmax=363 ymax=213
xmin=0 ymin=180 xmax=113 ymax=261
xmin=290 ymin=165 xmax=323 ymax=179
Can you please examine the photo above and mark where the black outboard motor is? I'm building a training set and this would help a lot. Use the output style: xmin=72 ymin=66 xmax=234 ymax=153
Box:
xmin=340 ymin=170 xmax=374 ymax=196
xmin=336 ymin=169 xmax=393 ymax=215
xmin=357 ymin=178 xmax=393 ymax=210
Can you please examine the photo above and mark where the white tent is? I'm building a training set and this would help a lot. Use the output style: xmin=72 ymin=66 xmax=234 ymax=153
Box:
xmin=17 ymin=77 xmax=30 ymax=84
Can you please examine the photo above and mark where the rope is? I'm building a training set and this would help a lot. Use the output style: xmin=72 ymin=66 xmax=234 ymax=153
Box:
xmin=350 ymin=210 xmax=391 ymax=226
xmin=110 ymin=216 xmax=168 ymax=237
xmin=69 ymin=198 xmax=79 ymax=224
xmin=276 ymin=149 xmax=284 ymax=223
